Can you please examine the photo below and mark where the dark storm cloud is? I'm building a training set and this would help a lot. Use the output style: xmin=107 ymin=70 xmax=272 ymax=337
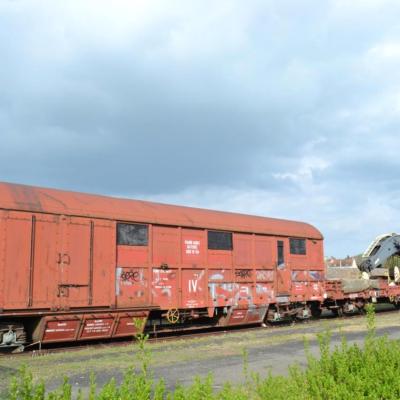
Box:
xmin=0 ymin=0 xmax=321 ymax=193
xmin=1 ymin=0 xmax=400 ymax=255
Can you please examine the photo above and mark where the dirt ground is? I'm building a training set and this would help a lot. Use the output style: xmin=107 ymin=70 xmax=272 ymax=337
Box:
xmin=1 ymin=308 xmax=400 ymax=397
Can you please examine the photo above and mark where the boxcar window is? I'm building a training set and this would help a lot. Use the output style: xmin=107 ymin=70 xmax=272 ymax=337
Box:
xmin=117 ymin=223 xmax=148 ymax=246
xmin=277 ymin=240 xmax=285 ymax=265
xmin=208 ymin=231 xmax=233 ymax=250
xmin=289 ymin=238 xmax=306 ymax=255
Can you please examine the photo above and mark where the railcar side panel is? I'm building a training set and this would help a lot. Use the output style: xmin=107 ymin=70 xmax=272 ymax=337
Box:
xmin=234 ymin=268 xmax=253 ymax=283
xmin=210 ymin=283 xmax=237 ymax=307
xmin=151 ymin=267 xmax=179 ymax=308
xmin=254 ymin=236 xmax=274 ymax=268
xmin=208 ymin=250 xmax=232 ymax=267
xmin=291 ymin=270 xmax=309 ymax=301
xmin=236 ymin=284 xmax=253 ymax=307
xmin=208 ymin=269 xmax=232 ymax=282
xmin=287 ymin=240 xmax=322 ymax=271
xmin=116 ymin=266 xmax=149 ymax=307
xmin=254 ymin=283 xmax=275 ymax=304
xmin=181 ymin=269 xmax=207 ymax=308
xmin=255 ymin=269 xmax=275 ymax=304
xmin=152 ymin=226 xmax=180 ymax=267
xmin=309 ymin=240 xmax=324 ymax=270
xmin=117 ymin=246 xmax=148 ymax=268
xmin=116 ymin=221 xmax=149 ymax=308
xmin=58 ymin=217 xmax=91 ymax=308
xmin=256 ymin=269 xmax=274 ymax=282
xmin=234 ymin=234 xmax=253 ymax=267
xmin=92 ymin=220 xmax=115 ymax=307
xmin=287 ymin=254 xmax=308 ymax=269
xmin=3 ymin=212 xmax=31 ymax=309
xmin=181 ymin=228 xmax=205 ymax=267
xmin=253 ymin=237 xmax=276 ymax=305
xmin=32 ymin=214 xmax=59 ymax=308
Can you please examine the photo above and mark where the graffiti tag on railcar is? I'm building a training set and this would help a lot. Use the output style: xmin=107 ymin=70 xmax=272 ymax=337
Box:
xmin=120 ymin=271 xmax=140 ymax=282
xmin=235 ymin=269 xmax=252 ymax=279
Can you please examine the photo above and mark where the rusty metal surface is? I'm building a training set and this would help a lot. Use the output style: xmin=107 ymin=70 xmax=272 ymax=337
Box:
xmin=0 ymin=211 xmax=116 ymax=312
xmin=35 ymin=311 xmax=149 ymax=343
xmin=0 ymin=182 xmax=322 ymax=239
xmin=0 ymin=181 xmax=328 ymax=345
xmin=325 ymin=277 xmax=400 ymax=302
xmin=0 ymin=218 xmax=325 ymax=311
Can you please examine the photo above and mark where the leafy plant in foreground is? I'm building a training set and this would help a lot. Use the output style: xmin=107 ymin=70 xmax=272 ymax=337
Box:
xmin=7 ymin=305 xmax=400 ymax=399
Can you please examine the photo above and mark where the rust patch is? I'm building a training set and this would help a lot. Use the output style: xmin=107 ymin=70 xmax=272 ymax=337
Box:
xmin=9 ymin=183 xmax=44 ymax=212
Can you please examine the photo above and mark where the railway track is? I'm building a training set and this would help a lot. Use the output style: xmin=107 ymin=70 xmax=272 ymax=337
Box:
xmin=4 ymin=304 xmax=398 ymax=358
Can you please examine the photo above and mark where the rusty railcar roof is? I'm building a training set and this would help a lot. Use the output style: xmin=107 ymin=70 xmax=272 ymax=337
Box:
xmin=0 ymin=182 xmax=323 ymax=239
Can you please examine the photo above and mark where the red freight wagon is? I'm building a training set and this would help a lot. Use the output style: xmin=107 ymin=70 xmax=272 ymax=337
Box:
xmin=0 ymin=182 xmax=324 ymax=350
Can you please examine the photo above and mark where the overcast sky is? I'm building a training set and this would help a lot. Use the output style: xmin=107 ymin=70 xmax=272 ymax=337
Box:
xmin=1 ymin=0 xmax=400 ymax=257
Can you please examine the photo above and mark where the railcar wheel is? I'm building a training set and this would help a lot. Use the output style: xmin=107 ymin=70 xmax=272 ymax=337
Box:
xmin=166 ymin=308 xmax=180 ymax=324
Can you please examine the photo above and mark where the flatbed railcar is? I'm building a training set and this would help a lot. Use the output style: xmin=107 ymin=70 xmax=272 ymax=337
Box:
xmin=0 ymin=182 xmax=325 ymax=351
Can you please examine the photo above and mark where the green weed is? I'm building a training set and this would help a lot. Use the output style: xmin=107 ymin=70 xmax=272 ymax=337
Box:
xmin=6 ymin=306 xmax=400 ymax=399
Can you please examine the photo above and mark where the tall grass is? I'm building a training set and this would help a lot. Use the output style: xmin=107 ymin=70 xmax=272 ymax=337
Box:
xmin=6 ymin=304 xmax=400 ymax=399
